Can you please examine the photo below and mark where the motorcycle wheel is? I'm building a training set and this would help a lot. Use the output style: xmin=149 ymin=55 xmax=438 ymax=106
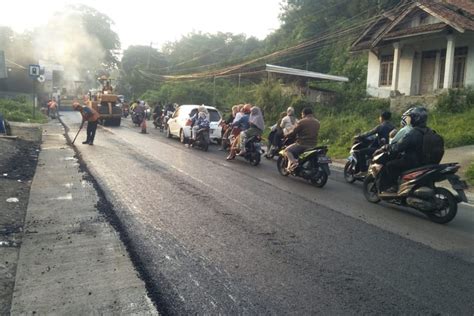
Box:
xmin=363 ymin=174 xmax=380 ymax=203
xmin=203 ymin=141 xmax=209 ymax=152
xmin=427 ymin=187 xmax=457 ymax=224
xmin=344 ymin=161 xmax=356 ymax=183
xmin=277 ymin=156 xmax=289 ymax=176
xmin=249 ymin=152 xmax=260 ymax=166
xmin=165 ymin=126 xmax=172 ymax=138
xmin=310 ymin=170 xmax=328 ymax=188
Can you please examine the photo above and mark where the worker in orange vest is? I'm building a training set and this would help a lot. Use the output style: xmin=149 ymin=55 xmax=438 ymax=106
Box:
xmin=73 ymin=102 xmax=100 ymax=145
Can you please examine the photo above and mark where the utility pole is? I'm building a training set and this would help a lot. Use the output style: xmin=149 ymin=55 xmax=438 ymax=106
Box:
xmin=146 ymin=42 xmax=152 ymax=68
xmin=237 ymin=73 xmax=241 ymax=99
xmin=213 ymin=76 xmax=216 ymax=106
xmin=33 ymin=79 xmax=36 ymax=118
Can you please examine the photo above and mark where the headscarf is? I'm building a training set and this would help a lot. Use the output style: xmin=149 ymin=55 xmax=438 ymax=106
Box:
xmin=198 ymin=111 xmax=206 ymax=119
xmin=286 ymin=106 xmax=297 ymax=125
xmin=249 ymin=106 xmax=264 ymax=131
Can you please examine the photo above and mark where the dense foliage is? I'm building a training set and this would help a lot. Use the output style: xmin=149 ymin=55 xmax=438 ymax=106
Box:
xmin=0 ymin=96 xmax=47 ymax=123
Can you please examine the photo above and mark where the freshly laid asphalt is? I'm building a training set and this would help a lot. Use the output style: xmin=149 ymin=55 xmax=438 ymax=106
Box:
xmin=60 ymin=112 xmax=473 ymax=314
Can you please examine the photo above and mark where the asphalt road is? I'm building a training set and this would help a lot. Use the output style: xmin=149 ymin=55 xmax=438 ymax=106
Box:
xmin=61 ymin=112 xmax=474 ymax=315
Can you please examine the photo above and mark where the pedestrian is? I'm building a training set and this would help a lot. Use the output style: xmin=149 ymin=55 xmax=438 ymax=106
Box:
xmin=72 ymin=102 xmax=100 ymax=145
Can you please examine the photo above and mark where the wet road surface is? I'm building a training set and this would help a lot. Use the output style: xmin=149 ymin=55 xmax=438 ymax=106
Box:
xmin=61 ymin=112 xmax=474 ymax=314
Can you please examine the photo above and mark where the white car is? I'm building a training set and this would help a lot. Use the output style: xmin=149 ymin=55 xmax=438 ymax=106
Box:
xmin=165 ymin=105 xmax=222 ymax=143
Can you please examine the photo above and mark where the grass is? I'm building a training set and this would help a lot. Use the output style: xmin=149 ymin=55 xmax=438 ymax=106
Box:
xmin=312 ymin=107 xmax=474 ymax=159
xmin=0 ymin=97 xmax=47 ymax=123
xmin=466 ymin=162 xmax=474 ymax=186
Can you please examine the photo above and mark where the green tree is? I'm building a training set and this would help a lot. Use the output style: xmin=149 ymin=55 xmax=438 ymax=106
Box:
xmin=118 ymin=45 xmax=168 ymax=98
xmin=69 ymin=4 xmax=121 ymax=70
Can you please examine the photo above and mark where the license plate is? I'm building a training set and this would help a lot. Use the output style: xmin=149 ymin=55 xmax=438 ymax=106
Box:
xmin=318 ymin=156 xmax=332 ymax=163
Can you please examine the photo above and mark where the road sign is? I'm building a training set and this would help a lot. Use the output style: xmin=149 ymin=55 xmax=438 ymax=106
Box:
xmin=29 ymin=64 xmax=40 ymax=77
xmin=37 ymin=75 xmax=45 ymax=83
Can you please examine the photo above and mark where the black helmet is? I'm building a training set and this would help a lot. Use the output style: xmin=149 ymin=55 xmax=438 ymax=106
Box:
xmin=405 ymin=107 xmax=428 ymax=127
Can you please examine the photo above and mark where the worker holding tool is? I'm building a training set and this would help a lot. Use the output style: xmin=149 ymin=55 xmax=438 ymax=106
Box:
xmin=72 ymin=101 xmax=100 ymax=145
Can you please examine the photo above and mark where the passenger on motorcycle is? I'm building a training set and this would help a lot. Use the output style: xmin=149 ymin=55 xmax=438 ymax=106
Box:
xmin=227 ymin=104 xmax=251 ymax=160
xmin=389 ymin=108 xmax=413 ymax=144
xmin=280 ymin=107 xmax=298 ymax=136
xmin=238 ymin=106 xmax=264 ymax=155
xmin=378 ymin=107 xmax=427 ymax=193
xmin=356 ymin=111 xmax=395 ymax=174
xmin=191 ymin=110 xmax=210 ymax=141
xmin=219 ymin=105 xmax=240 ymax=151
xmin=188 ymin=105 xmax=208 ymax=140
xmin=268 ymin=111 xmax=287 ymax=150
xmin=284 ymin=107 xmax=320 ymax=172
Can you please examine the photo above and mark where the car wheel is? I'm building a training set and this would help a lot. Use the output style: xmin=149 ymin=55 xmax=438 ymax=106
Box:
xmin=179 ymin=129 xmax=187 ymax=143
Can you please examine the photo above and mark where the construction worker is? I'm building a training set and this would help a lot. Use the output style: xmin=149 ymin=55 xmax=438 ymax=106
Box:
xmin=73 ymin=101 xmax=100 ymax=145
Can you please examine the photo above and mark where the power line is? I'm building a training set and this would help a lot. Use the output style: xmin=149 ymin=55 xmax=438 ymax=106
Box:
xmin=136 ymin=1 xmax=415 ymax=83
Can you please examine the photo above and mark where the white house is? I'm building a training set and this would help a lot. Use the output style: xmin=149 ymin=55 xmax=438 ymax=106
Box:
xmin=351 ymin=0 xmax=474 ymax=98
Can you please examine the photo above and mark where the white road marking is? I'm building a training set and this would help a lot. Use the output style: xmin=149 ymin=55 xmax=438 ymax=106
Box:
xmin=52 ymin=194 xmax=72 ymax=200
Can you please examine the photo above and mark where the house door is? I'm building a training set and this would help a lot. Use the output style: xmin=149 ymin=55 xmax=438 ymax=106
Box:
xmin=419 ymin=51 xmax=436 ymax=94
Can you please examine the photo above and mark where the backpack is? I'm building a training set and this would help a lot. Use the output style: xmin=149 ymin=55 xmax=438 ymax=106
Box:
xmin=416 ymin=127 xmax=444 ymax=164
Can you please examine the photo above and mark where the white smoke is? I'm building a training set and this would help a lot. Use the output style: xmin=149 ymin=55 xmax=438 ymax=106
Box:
xmin=33 ymin=8 xmax=105 ymax=83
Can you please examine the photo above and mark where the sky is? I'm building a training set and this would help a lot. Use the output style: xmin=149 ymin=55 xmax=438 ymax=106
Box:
xmin=1 ymin=0 xmax=283 ymax=50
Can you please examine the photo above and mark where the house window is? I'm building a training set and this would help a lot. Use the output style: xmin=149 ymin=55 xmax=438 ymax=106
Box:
xmin=453 ymin=47 xmax=467 ymax=88
xmin=379 ymin=55 xmax=394 ymax=86
xmin=438 ymin=47 xmax=468 ymax=88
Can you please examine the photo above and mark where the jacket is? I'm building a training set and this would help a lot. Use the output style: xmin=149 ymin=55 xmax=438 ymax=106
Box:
xmin=389 ymin=126 xmax=425 ymax=165
xmin=362 ymin=121 xmax=395 ymax=147
xmin=286 ymin=115 xmax=320 ymax=147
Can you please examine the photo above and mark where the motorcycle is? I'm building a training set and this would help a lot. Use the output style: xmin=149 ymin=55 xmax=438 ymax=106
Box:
xmin=344 ymin=135 xmax=376 ymax=183
xmin=363 ymin=151 xmax=468 ymax=224
xmin=131 ymin=111 xmax=144 ymax=126
xmin=153 ymin=113 xmax=163 ymax=130
xmin=161 ymin=110 xmax=174 ymax=133
xmin=190 ymin=128 xmax=211 ymax=151
xmin=277 ymin=146 xmax=332 ymax=187
xmin=266 ymin=132 xmax=294 ymax=160
xmin=122 ymin=107 xmax=129 ymax=118
xmin=235 ymin=135 xmax=263 ymax=166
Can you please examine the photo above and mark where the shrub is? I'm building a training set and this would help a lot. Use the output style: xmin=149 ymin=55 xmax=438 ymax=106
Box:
xmin=0 ymin=98 xmax=47 ymax=123
xmin=466 ymin=162 xmax=474 ymax=186
xmin=436 ymin=88 xmax=474 ymax=113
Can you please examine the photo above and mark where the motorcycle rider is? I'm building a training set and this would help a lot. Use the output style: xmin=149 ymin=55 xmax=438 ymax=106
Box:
xmin=191 ymin=106 xmax=210 ymax=142
xmin=284 ymin=107 xmax=320 ymax=172
xmin=227 ymin=104 xmax=251 ymax=160
xmin=356 ymin=111 xmax=395 ymax=175
xmin=238 ymin=106 xmax=264 ymax=155
xmin=280 ymin=106 xmax=298 ymax=136
xmin=378 ymin=107 xmax=427 ymax=193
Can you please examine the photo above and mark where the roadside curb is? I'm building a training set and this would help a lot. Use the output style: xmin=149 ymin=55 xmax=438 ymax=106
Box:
xmin=10 ymin=119 xmax=158 ymax=314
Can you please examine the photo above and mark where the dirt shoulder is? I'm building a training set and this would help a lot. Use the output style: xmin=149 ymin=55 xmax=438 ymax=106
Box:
xmin=0 ymin=123 xmax=42 ymax=314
